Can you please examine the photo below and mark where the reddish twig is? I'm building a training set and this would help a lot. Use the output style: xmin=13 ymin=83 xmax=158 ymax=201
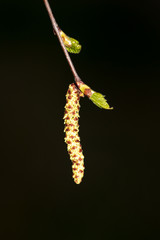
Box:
xmin=43 ymin=0 xmax=81 ymax=83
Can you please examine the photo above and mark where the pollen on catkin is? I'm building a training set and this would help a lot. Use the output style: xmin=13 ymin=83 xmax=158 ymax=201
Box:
xmin=64 ymin=83 xmax=85 ymax=184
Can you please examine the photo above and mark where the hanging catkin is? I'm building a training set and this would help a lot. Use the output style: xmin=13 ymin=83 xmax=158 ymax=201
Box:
xmin=64 ymin=83 xmax=85 ymax=184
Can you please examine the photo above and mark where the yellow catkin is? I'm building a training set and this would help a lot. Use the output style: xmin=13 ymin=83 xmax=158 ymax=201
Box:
xmin=64 ymin=83 xmax=85 ymax=184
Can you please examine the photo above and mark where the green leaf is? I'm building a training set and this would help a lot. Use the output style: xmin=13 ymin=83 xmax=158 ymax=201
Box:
xmin=90 ymin=91 xmax=113 ymax=110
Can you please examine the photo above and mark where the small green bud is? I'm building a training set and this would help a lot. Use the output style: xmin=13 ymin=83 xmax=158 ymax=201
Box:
xmin=60 ymin=30 xmax=81 ymax=54
xmin=65 ymin=37 xmax=81 ymax=54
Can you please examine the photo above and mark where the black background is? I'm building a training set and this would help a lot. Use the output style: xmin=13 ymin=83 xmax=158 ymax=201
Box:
xmin=0 ymin=0 xmax=160 ymax=239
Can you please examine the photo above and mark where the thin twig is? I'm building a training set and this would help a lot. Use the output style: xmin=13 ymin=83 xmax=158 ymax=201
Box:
xmin=43 ymin=0 xmax=81 ymax=83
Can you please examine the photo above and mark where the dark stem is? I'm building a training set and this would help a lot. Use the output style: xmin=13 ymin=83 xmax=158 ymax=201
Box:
xmin=43 ymin=0 xmax=81 ymax=83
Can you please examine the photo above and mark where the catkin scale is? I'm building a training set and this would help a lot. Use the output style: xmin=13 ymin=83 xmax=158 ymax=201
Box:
xmin=64 ymin=83 xmax=85 ymax=184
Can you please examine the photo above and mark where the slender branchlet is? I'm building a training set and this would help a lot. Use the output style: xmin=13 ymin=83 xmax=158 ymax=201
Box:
xmin=43 ymin=0 xmax=112 ymax=110
xmin=43 ymin=0 xmax=81 ymax=82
